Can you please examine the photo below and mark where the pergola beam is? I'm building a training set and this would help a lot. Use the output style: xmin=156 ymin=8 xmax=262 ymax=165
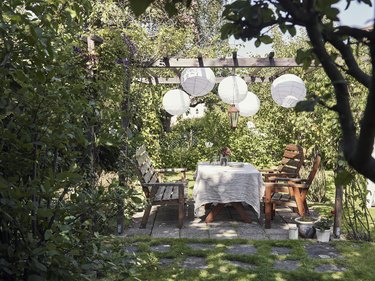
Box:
xmin=146 ymin=57 xmax=302 ymax=68
xmin=136 ymin=75 xmax=277 ymax=85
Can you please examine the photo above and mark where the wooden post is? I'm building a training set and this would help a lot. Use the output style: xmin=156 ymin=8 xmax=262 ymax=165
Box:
xmin=333 ymin=145 xmax=345 ymax=239
xmin=117 ymin=33 xmax=135 ymax=234
xmin=86 ymin=35 xmax=102 ymax=187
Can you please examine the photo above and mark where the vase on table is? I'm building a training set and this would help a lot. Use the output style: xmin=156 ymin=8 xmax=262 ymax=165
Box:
xmin=220 ymin=156 xmax=228 ymax=166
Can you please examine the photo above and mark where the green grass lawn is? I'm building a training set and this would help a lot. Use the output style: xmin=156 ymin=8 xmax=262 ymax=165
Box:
xmin=114 ymin=170 xmax=375 ymax=280
xmin=99 ymin=237 xmax=375 ymax=281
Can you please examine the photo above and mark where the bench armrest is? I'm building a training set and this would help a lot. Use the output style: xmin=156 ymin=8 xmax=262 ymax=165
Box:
xmin=143 ymin=180 xmax=187 ymax=187
xmin=154 ymin=168 xmax=187 ymax=173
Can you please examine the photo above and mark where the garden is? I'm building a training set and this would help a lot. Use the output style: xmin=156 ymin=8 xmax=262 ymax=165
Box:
xmin=1 ymin=0 xmax=375 ymax=280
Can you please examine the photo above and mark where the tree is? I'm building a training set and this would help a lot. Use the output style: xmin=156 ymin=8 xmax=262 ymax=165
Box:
xmin=219 ymin=0 xmax=375 ymax=182
xmin=129 ymin=0 xmax=375 ymax=182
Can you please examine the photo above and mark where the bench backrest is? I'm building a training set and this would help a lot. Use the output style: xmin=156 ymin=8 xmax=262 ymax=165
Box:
xmin=277 ymin=144 xmax=304 ymax=176
xmin=134 ymin=145 xmax=158 ymax=194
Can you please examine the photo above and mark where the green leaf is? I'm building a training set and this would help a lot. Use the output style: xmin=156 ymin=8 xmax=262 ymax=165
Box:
xmin=254 ymin=39 xmax=261 ymax=47
xmin=44 ymin=229 xmax=53 ymax=240
xmin=295 ymin=100 xmax=316 ymax=112
xmin=31 ymin=258 xmax=47 ymax=272
xmin=28 ymin=275 xmax=44 ymax=281
xmin=259 ymin=35 xmax=273 ymax=44
xmin=165 ymin=2 xmax=178 ymax=17
xmin=129 ymin=0 xmax=154 ymax=16
xmin=287 ymin=25 xmax=296 ymax=36
xmin=335 ymin=170 xmax=354 ymax=186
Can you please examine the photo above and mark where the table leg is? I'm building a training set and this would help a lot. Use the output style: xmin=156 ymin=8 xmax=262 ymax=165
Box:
xmin=232 ymin=202 xmax=252 ymax=223
xmin=205 ymin=203 xmax=225 ymax=223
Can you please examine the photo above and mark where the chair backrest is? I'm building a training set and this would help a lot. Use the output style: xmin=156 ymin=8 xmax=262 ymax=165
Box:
xmin=277 ymin=144 xmax=304 ymax=175
xmin=134 ymin=145 xmax=158 ymax=187
xmin=304 ymin=153 xmax=321 ymax=187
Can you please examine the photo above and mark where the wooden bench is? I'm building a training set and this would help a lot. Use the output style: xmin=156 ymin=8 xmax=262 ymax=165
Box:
xmin=134 ymin=145 xmax=188 ymax=228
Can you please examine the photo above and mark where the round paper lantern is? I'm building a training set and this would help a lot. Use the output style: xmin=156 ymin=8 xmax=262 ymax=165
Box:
xmin=180 ymin=68 xmax=216 ymax=97
xmin=162 ymin=89 xmax=190 ymax=116
xmin=271 ymin=74 xmax=306 ymax=108
xmin=218 ymin=76 xmax=248 ymax=104
xmin=236 ymin=92 xmax=260 ymax=117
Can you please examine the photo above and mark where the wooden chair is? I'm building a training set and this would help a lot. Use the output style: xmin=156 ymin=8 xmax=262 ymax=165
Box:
xmin=260 ymin=144 xmax=304 ymax=181
xmin=264 ymin=153 xmax=321 ymax=229
xmin=134 ymin=145 xmax=188 ymax=228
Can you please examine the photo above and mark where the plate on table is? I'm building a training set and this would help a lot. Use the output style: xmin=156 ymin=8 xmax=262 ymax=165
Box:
xmin=228 ymin=162 xmax=244 ymax=168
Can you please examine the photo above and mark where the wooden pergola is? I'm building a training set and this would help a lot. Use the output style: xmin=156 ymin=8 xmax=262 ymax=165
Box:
xmin=135 ymin=52 xmax=320 ymax=85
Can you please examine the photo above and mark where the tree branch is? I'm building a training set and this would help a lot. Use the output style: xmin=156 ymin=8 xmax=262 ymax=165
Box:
xmin=305 ymin=17 xmax=361 ymax=173
xmin=324 ymin=29 xmax=371 ymax=88
xmin=334 ymin=26 xmax=374 ymax=41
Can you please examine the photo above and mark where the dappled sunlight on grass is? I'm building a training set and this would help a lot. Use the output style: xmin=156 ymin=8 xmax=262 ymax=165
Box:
xmin=331 ymin=272 xmax=345 ymax=279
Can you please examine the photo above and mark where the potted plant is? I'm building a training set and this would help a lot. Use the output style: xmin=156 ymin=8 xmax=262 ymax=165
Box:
xmin=314 ymin=216 xmax=333 ymax=242
xmin=295 ymin=216 xmax=318 ymax=238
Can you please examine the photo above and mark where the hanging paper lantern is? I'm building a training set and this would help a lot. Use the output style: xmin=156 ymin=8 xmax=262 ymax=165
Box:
xmin=236 ymin=92 xmax=261 ymax=117
xmin=162 ymin=89 xmax=190 ymax=116
xmin=271 ymin=74 xmax=306 ymax=108
xmin=218 ymin=76 xmax=248 ymax=104
xmin=180 ymin=68 xmax=216 ymax=97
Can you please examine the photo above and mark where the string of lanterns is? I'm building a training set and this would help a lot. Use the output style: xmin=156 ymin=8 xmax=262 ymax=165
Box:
xmin=162 ymin=68 xmax=306 ymax=128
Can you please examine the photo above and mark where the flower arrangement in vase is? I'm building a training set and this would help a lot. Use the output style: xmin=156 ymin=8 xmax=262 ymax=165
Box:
xmin=220 ymin=146 xmax=231 ymax=166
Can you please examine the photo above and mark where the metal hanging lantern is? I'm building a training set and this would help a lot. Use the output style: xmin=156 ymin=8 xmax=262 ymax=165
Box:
xmin=218 ymin=76 xmax=248 ymax=104
xmin=236 ymin=91 xmax=261 ymax=117
xmin=162 ymin=89 xmax=190 ymax=116
xmin=228 ymin=104 xmax=240 ymax=129
xmin=180 ymin=68 xmax=216 ymax=97
xmin=271 ymin=74 xmax=306 ymax=108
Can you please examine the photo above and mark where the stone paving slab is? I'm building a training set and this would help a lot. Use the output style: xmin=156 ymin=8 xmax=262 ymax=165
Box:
xmin=209 ymin=227 xmax=238 ymax=239
xmin=314 ymin=264 xmax=347 ymax=272
xmin=305 ymin=243 xmax=341 ymax=259
xmin=226 ymin=244 xmax=257 ymax=255
xmin=150 ymin=244 xmax=171 ymax=253
xmin=187 ymin=243 xmax=216 ymax=251
xmin=271 ymin=247 xmax=292 ymax=255
xmin=126 ymin=203 xmax=313 ymax=240
xmin=265 ymin=229 xmax=289 ymax=240
xmin=124 ymin=228 xmax=151 ymax=237
xmin=227 ymin=260 xmax=257 ymax=270
xmin=273 ymin=260 xmax=300 ymax=271
xmin=159 ymin=258 xmax=174 ymax=266
xmin=151 ymin=227 xmax=180 ymax=238
xmin=181 ymin=227 xmax=210 ymax=239
xmin=182 ymin=257 xmax=208 ymax=270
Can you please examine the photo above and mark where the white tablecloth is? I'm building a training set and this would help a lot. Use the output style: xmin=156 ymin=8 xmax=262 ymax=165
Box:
xmin=193 ymin=162 xmax=264 ymax=218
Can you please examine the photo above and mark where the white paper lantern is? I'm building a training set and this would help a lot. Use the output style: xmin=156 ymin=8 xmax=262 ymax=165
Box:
xmin=271 ymin=74 xmax=306 ymax=108
xmin=236 ymin=92 xmax=261 ymax=117
xmin=218 ymin=76 xmax=248 ymax=104
xmin=162 ymin=89 xmax=190 ymax=116
xmin=180 ymin=68 xmax=216 ymax=97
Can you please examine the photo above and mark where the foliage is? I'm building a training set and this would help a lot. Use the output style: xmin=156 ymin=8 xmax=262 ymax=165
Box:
xmin=220 ymin=0 xmax=375 ymax=182
xmin=342 ymin=170 xmax=375 ymax=241
xmin=314 ymin=215 xmax=334 ymax=231
xmin=0 ymin=1 xmax=146 ymax=279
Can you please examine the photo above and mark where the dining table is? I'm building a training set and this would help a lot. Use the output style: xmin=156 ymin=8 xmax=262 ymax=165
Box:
xmin=193 ymin=162 xmax=264 ymax=223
